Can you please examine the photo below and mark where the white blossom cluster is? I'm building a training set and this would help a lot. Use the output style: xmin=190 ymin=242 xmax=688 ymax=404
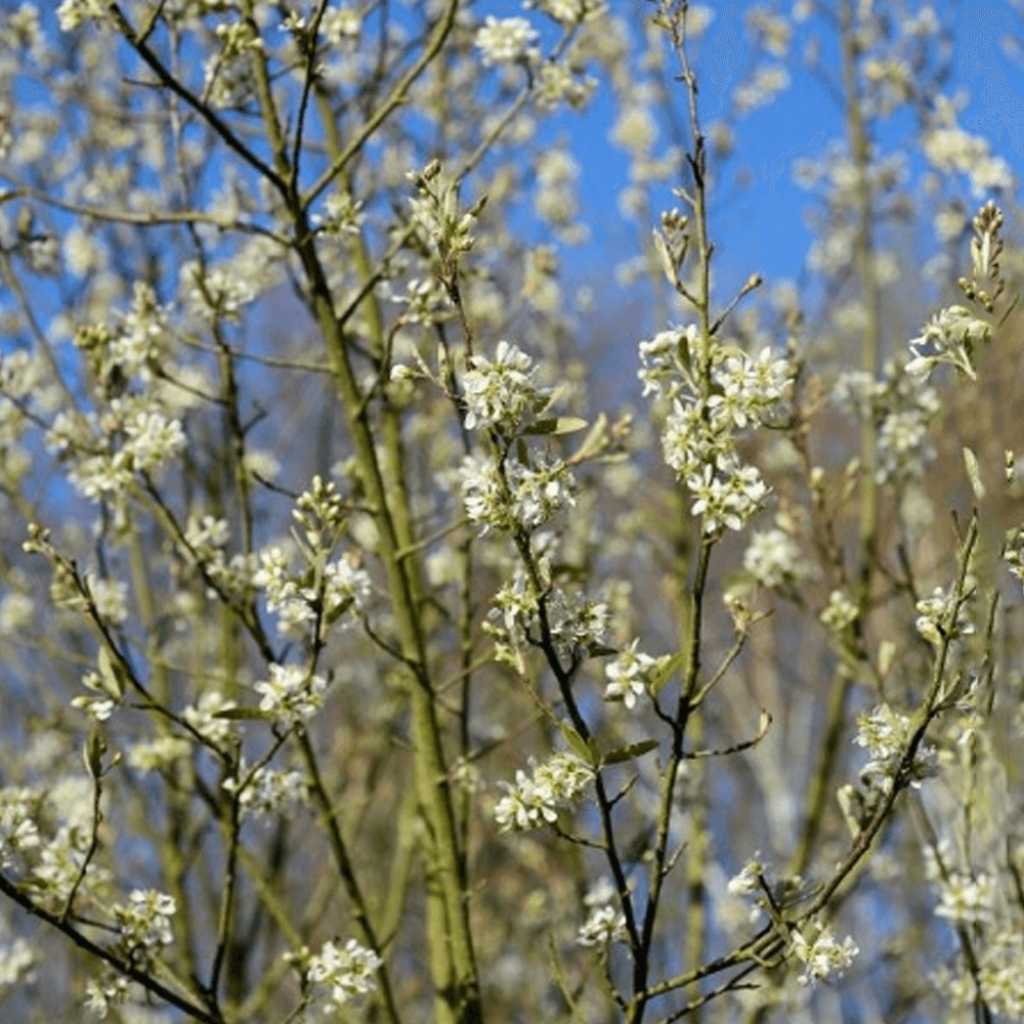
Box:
xmin=0 ymin=787 xmax=41 ymax=873
xmin=915 ymin=582 xmax=975 ymax=646
xmin=182 ymin=690 xmax=238 ymax=747
xmin=576 ymin=904 xmax=628 ymax=947
xmin=494 ymin=753 xmax=594 ymax=832
xmin=743 ymin=527 xmax=814 ymax=589
xmin=459 ymin=452 xmax=576 ymax=535
xmin=461 ymin=340 xmax=550 ymax=435
xmin=487 ymin=556 xmax=609 ymax=661
xmin=854 ymin=703 xmax=935 ymax=788
xmin=640 ymin=327 xmax=791 ymax=534
xmin=254 ymin=664 xmax=327 ymax=728
xmin=113 ymin=889 xmax=177 ymax=955
xmin=474 ymin=16 xmax=539 ymax=67
xmin=253 ymin=478 xmax=370 ymax=637
xmin=906 ymin=305 xmax=993 ymax=381
xmin=790 ymin=924 xmax=859 ymax=986
xmin=833 ymin=360 xmax=940 ymax=484
xmin=304 ymin=938 xmax=382 ymax=1012
xmin=603 ymin=639 xmax=657 ymax=710
xmin=224 ymin=764 xmax=308 ymax=821
xmin=933 ymin=871 xmax=995 ymax=925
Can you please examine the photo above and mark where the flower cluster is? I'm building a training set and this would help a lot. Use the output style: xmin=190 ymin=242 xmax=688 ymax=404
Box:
xmin=254 ymin=534 xmax=370 ymax=638
xmin=254 ymin=664 xmax=327 ymax=728
xmin=854 ymin=703 xmax=935 ymax=788
xmin=576 ymin=904 xmax=628 ymax=947
xmin=790 ymin=924 xmax=859 ymax=986
xmin=460 ymin=452 xmax=576 ymax=535
xmin=934 ymin=871 xmax=995 ymax=925
xmin=304 ymin=938 xmax=382 ymax=1011
xmin=0 ymin=787 xmax=41 ymax=874
xmin=224 ymin=764 xmax=308 ymax=821
xmin=113 ymin=890 xmax=176 ymax=957
xmin=474 ymin=16 xmax=539 ymax=66
xmin=603 ymin=640 xmax=657 ymax=709
xmin=640 ymin=327 xmax=791 ymax=534
xmin=743 ymin=527 xmax=813 ymax=589
xmin=494 ymin=753 xmax=594 ymax=832
xmin=915 ymin=582 xmax=975 ymax=646
xmin=461 ymin=340 xmax=550 ymax=435
xmin=906 ymin=305 xmax=992 ymax=380
xmin=833 ymin=361 xmax=940 ymax=484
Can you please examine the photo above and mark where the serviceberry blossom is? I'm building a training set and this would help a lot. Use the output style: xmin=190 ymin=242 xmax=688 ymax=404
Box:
xmin=707 ymin=348 xmax=791 ymax=429
xmin=474 ymin=16 xmax=539 ymax=66
xmin=182 ymin=691 xmax=238 ymax=746
xmin=494 ymin=753 xmax=593 ymax=832
xmin=687 ymin=456 xmax=768 ymax=535
xmin=224 ymin=764 xmax=308 ymax=821
xmin=790 ymin=924 xmax=859 ymax=986
xmin=934 ymin=871 xmax=994 ymax=925
xmin=254 ymin=542 xmax=370 ymax=637
xmin=254 ymin=664 xmax=327 ymax=728
xmin=576 ymin=904 xmax=628 ymax=947
xmin=820 ymin=588 xmax=858 ymax=631
xmin=641 ymin=326 xmax=790 ymax=534
xmin=305 ymin=938 xmax=382 ymax=1011
xmin=604 ymin=639 xmax=657 ymax=709
xmin=114 ymin=890 xmax=176 ymax=953
xmin=833 ymin=361 xmax=940 ymax=484
xmin=915 ymin=583 xmax=975 ymax=646
xmin=743 ymin=528 xmax=808 ymax=588
xmin=0 ymin=787 xmax=41 ymax=873
xmin=460 ymin=453 xmax=576 ymax=535
xmin=57 ymin=0 xmax=108 ymax=32
xmin=854 ymin=703 xmax=936 ymax=787
xmin=727 ymin=855 xmax=765 ymax=896
xmin=906 ymin=306 xmax=992 ymax=380
xmin=544 ymin=588 xmax=610 ymax=658
xmin=461 ymin=340 xmax=548 ymax=434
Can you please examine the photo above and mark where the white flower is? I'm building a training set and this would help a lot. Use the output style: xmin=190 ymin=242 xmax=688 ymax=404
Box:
xmin=743 ymin=528 xmax=804 ymax=588
xmin=791 ymin=925 xmax=858 ymax=986
xmin=474 ymin=16 xmax=538 ymax=66
xmin=225 ymin=764 xmax=308 ymax=820
xmin=604 ymin=639 xmax=656 ymax=709
xmin=114 ymin=889 xmax=176 ymax=951
xmin=306 ymin=938 xmax=382 ymax=1010
xmin=461 ymin=340 xmax=546 ymax=433
xmin=935 ymin=872 xmax=994 ymax=925
xmin=494 ymin=753 xmax=593 ymax=832
xmin=576 ymin=904 xmax=627 ymax=946
xmin=0 ymin=787 xmax=41 ymax=872
xmin=254 ymin=664 xmax=327 ymax=727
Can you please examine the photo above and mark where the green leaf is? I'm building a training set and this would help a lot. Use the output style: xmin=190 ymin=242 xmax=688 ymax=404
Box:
xmin=97 ymin=645 xmax=128 ymax=701
xmin=602 ymin=739 xmax=659 ymax=765
xmin=84 ymin=725 xmax=107 ymax=779
xmin=649 ymin=651 xmax=686 ymax=696
xmin=523 ymin=416 xmax=588 ymax=436
xmin=214 ymin=706 xmax=274 ymax=721
xmin=559 ymin=721 xmax=596 ymax=765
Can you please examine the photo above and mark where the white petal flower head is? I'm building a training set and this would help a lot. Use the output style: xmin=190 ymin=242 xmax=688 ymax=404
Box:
xmin=254 ymin=664 xmax=327 ymax=727
xmin=576 ymin=904 xmax=628 ymax=947
xmin=475 ymin=16 xmax=539 ymax=66
xmin=604 ymin=639 xmax=656 ymax=709
xmin=791 ymin=925 xmax=858 ymax=986
xmin=306 ymin=938 xmax=382 ymax=1011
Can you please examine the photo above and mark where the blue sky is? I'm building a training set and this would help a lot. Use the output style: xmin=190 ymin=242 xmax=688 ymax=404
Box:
xmin=493 ymin=0 xmax=1024 ymax=319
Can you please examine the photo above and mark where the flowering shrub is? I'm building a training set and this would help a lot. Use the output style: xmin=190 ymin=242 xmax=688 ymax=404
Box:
xmin=0 ymin=2 xmax=1022 ymax=1023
